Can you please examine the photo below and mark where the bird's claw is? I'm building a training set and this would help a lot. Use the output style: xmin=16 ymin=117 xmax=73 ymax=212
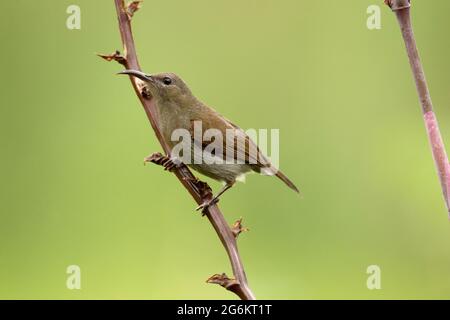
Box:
xmin=196 ymin=197 xmax=219 ymax=214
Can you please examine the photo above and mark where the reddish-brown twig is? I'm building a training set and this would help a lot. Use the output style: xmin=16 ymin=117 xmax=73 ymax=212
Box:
xmin=386 ymin=0 xmax=450 ymax=217
xmin=99 ymin=0 xmax=255 ymax=299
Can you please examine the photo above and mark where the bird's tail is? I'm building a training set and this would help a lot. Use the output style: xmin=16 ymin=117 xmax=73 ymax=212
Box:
xmin=259 ymin=166 xmax=300 ymax=194
xmin=275 ymin=170 xmax=300 ymax=194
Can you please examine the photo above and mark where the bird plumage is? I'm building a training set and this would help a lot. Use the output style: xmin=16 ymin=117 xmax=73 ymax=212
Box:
xmin=119 ymin=70 xmax=299 ymax=207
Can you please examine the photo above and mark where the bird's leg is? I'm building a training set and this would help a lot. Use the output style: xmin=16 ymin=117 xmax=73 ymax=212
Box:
xmin=196 ymin=182 xmax=234 ymax=212
xmin=143 ymin=152 xmax=180 ymax=172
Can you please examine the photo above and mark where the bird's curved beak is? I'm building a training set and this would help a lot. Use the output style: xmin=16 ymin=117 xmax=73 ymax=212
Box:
xmin=117 ymin=69 xmax=153 ymax=82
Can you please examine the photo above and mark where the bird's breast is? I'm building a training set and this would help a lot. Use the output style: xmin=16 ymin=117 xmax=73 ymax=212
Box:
xmin=156 ymin=100 xmax=191 ymax=147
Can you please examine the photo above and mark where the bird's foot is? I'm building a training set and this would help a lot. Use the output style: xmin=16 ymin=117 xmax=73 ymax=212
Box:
xmin=196 ymin=197 xmax=219 ymax=215
xmin=144 ymin=152 xmax=180 ymax=172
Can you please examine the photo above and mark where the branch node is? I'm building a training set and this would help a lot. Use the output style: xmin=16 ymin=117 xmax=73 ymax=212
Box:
xmin=126 ymin=0 xmax=143 ymax=19
xmin=207 ymin=273 xmax=240 ymax=291
xmin=144 ymin=152 xmax=177 ymax=172
xmin=192 ymin=179 xmax=214 ymax=203
xmin=231 ymin=217 xmax=249 ymax=238
xmin=97 ymin=50 xmax=127 ymax=66
xmin=141 ymin=86 xmax=151 ymax=99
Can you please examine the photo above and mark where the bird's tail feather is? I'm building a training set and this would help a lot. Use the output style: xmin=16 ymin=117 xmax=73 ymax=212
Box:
xmin=259 ymin=166 xmax=300 ymax=194
xmin=275 ymin=170 xmax=300 ymax=194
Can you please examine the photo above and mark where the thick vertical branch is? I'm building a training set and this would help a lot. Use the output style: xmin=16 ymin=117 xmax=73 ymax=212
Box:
xmin=100 ymin=0 xmax=255 ymax=299
xmin=386 ymin=0 xmax=450 ymax=217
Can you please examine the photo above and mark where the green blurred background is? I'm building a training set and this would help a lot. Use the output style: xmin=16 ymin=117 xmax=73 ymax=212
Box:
xmin=1 ymin=0 xmax=450 ymax=299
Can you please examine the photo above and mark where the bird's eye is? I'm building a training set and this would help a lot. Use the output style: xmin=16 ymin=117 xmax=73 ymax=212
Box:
xmin=163 ymin=77 xmax=172 ymax=85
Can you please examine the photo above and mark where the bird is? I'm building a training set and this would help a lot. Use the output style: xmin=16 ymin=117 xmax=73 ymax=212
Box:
xmin=118 ymin=70 xmax=299 ymax=210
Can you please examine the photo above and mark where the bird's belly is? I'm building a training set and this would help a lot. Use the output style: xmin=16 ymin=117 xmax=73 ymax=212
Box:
xmin=174 ymin=140 xmax=252 ymax=183
xmin=188 ymin=162 xmax=252 ymax=184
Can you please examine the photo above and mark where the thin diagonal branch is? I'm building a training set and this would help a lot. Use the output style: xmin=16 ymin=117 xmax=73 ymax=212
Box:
xmin=100 ymin=0 xmax=255 ymax=299
xmin=386 ymin=0 xmax=450 ymax=217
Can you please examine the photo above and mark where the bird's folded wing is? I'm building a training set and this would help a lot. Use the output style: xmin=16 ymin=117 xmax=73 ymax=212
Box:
xmin=189 ymin=116 xmax=271 ymax=168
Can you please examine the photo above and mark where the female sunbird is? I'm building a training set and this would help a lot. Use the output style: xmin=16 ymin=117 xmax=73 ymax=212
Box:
xmin=119 ymin=70 xmax=299 ymax=209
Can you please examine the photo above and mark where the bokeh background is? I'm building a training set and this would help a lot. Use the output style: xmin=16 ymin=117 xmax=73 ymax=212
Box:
xmin=1 ymin=0 xmax=450 ymax=299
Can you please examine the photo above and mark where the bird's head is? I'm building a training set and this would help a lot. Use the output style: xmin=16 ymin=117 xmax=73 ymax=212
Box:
xmin=118 ymin=70 xmax=192 ymax=103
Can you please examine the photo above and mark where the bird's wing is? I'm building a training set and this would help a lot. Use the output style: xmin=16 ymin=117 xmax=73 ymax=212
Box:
xmin=224 ymin=118 xmax=272 ymax=168
xmin=189 ymin=111 xmax=271 ymax=169
xmin=189 ymin=107 xmax=300 ymax=192
xmin=225 ymin=118 xmax=299 ymax=193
